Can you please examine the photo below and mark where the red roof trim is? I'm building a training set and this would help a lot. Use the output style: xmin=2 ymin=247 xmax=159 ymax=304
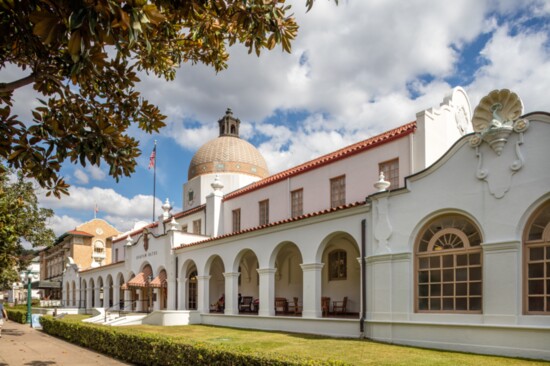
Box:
xmin=79 ymin=260 xmax=125 ymax=273
xmin=174 ymin=200 xmax=366 ymax=250
xmin=223 ymin=122 xmax=416 ymax=201
xmin=67 ymin=230 xmax=94 ymax=237
xmin=113 ymin=205 xmax=206 ymax=243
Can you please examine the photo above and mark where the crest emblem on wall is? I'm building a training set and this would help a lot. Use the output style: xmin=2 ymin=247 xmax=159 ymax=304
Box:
xmin=143 ymin=230 xmax=149 ymax=252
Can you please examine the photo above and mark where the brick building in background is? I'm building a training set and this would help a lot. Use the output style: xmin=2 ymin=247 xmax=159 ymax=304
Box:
xmin=38 ymin=219 xmax=120 ymax=301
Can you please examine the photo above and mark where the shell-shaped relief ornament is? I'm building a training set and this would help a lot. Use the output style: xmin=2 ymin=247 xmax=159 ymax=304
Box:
xmin=471 ymin=89 xmax=524 ymax=133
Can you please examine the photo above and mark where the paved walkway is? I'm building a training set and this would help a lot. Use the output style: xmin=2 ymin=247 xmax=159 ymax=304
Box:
xmin=0 ymin=320 xmax=130 ymax=366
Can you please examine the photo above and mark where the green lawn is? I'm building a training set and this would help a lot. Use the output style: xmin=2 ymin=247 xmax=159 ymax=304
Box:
xmin=100 ymin=323 xmax=548 ymax=366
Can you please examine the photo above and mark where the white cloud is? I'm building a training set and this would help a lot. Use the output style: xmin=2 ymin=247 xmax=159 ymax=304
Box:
xmin=467 ymin=25 xmax=550 ymax=111
xmin=48 ymin=215 xmax=82 ymax=237
xmin=87 ymin=165 xmax=107 ymax=181
xmin=74 ymin=169 xmax=89 ymax=185
xmin=39 ymin=186 xmax=164 ymax=232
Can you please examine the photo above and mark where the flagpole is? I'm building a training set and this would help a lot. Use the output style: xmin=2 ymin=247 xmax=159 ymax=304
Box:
xmin=152 ymin=140 xmax=157 ymax=222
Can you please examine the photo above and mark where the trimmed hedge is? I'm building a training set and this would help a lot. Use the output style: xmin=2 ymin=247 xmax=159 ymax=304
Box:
xmin=40 ymin=316 xmax=346 ymax=366
xmin=6 ymin=308 xmax=27 ymax=324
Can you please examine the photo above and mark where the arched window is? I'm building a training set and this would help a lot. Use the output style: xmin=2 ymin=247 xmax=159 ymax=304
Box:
xmin=524 ymin=201 xmax=550 ymax=314
xmin=328 ymin=249 xmax=347 ymax=281
xmin=415 ymin=214 xmax=482 ymax=313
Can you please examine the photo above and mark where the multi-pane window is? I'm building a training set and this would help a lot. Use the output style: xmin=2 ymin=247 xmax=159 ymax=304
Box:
xmin=259 ymin=200 xmax=269 ymax=226
xmin=291 ymin=189 xmax=303 ymax=217
xmin=379 ymin=158 xmax=399 ymax=189
xmin=328 ymin=250 xmax=347 ymax=281
xmin=232 ymin=209 xmax=241 ymax=233
xmin=416 ymin=215 xmax=482 ymax=313
xmin=524 ymin=201 xmax=550 ymax=314
xmin=330 ymin=175 xmax=346 ymax=208
xmin=193 ymin=219 xmax=201 ymax=235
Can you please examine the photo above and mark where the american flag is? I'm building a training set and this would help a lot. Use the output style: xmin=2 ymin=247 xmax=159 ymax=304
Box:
xmin=148 ymin=146 xmax=156 ymax=169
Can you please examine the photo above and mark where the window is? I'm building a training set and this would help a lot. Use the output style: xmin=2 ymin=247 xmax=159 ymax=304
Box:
xmin=524 ymin=201 xmax=550 ymax=314
xmin=328 ymin=250 xmax=347 ymax=281
xmin=232 ymin=209 xmax=241 ymax=233
xmin=379 ymin=158 xmax=399 ymax=189
xmin=182 ymin=225 xmax=188 ymax=233
xmin=415 ymin=215 xmax=482 ymax=313
xmin=193 ymin=219 xmax=201 ymax=235
xmin=115 ymin=248 xmax=119 ymax=262
xmin=330 ymin=176 xmax=346 ymax=208
xmin=291 ymin=189 xmax=303 ymax=217
xmin=259 ymin=200 xmax=269 ymax=226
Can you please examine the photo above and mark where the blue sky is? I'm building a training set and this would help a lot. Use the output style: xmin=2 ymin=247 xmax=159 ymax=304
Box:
xmin=3 ymin=0 xmax=550 ymax=236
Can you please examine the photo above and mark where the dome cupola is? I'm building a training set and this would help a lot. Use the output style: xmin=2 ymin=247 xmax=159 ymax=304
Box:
xmin=187 ymin=109 xmax=269 ymax=180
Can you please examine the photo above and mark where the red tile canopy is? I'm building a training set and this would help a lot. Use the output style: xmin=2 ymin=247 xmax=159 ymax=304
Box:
xmin=150 ymin=270 xmax=167 ymax=288
xmin=126 ymin=265 xmax=153 ymax=288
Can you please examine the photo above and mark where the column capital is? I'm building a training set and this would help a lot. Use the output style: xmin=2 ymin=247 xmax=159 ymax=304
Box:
xmin=300 ymin=262 xmax=324 ymax=271
xmin=223 ymin=272 xmax=240 ymax=279
xmin=196 ymin=275 xmax=211 ymax=281
xmin=257 ymin=268 xmax=277 ymax=275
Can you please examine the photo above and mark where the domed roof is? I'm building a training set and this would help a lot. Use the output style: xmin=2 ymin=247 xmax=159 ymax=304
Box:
xmin=187 ymin=109 xmax=269 ymax=180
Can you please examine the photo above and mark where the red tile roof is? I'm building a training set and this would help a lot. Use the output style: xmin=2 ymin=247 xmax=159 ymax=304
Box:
xmin=223 ymin=122 xmax=416 ymax=200
xmin=127 ymin=265 xmax=153 ymax=288
xmin=150 ymin=270 xmax=167 ymax=288
xmin=66 ymin=230 xmax=94 ymax=237
xmin=174 ymin=200 xmax=366 ymax=250
xmin=79 ymin=260 xmax=125 ymax=273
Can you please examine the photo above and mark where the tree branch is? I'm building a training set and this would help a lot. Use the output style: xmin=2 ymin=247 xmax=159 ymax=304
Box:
xmin=0 ymin=73 xmax=36 ymax=93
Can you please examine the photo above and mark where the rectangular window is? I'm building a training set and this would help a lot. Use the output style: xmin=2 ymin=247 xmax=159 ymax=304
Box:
xmin=114 ymin=248 xmax=119 ymax=262
xmin=379 ymin=158 xmax=399 ymax=189
xmin=330 ymin=175 xmax=346 ymax=208
xmin=291 ymin=189 xmax=303 ymax=217
xmin=329 ymin=250 xmax=347 ymax=281
xmin=193 ymin=219 xmax=201 ymax=235
xmin=182 ymin=225 xmax=188 ymax=233
xmin=232 ymin=209 xmax=241 ymax=233
xmin=259 ymin=200 xmax=269 ymax=226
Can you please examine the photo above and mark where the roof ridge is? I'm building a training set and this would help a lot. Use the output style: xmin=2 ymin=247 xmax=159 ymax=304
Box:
xmin=224 ymin=121 xmax=416 ymax=200
xmin=174 ymin=200 xmax=365 ymax=250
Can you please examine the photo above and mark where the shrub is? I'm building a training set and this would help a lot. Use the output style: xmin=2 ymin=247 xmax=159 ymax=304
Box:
xmin=40 ymin=316 xmax=345 ymax=366
xmin=6 ymin=308 xmax=27 ymax=324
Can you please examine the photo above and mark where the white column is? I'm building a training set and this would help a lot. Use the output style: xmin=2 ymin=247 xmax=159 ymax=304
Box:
xmin=223 ymin=272 xmax=240 ymax=315
xmin=76 ymin=285 xmax=82 ymax=308
xmin=153 ymin=288 xmax=161 ymax=311
xmin=95 ymin=286 xmax=100 ymax=308
xmin=167 ymin=278 xmax=176 ymax=310
xmin=123 ymin=290 xmax=132 ymax=311
xmin=196 ymin=275 xmax=211 ymax=314
xmin=178 ymin=278 xmax=187 ymax=310
xmin=113 ymin=285 xmax=120 ymax=310
xmin=300 ymin=263 xmax=324 ymax=318
xmin=103 ymin=286 xmax=111 ymax=309
xmin=257 ymin=268 xmax=276 ymax=316
xmin=86 ymin=287 xmax=93 ymax=309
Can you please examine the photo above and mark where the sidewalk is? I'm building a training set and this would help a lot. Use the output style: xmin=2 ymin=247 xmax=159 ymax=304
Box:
xmin=0 ymin=320 xmax=131 ymax=365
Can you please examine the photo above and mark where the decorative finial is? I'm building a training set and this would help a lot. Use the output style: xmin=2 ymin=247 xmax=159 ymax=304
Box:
xmin=161 ymin=198 xmax=172 ymax=220
xmin=226 ymin=108 xmax=233 ymax=115
xmin=211 ymin=174 xmax=224 ymax=191
xmin=374 ymin=172 xmax=391 ymax=192
xmin=125 ymin=235 xmax=133 ymax=247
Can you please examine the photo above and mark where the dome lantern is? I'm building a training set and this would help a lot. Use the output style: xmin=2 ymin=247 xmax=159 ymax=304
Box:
xmin=218 ymin=108 xmax=240 ymax=137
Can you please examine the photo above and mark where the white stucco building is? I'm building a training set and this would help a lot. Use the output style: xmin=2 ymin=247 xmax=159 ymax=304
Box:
xmin=63 ymin=88 xmax=550 ymax=360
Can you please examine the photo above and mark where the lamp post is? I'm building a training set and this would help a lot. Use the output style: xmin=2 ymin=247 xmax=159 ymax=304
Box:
xmin=26 ymin=269 xmax=32 ymax=324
